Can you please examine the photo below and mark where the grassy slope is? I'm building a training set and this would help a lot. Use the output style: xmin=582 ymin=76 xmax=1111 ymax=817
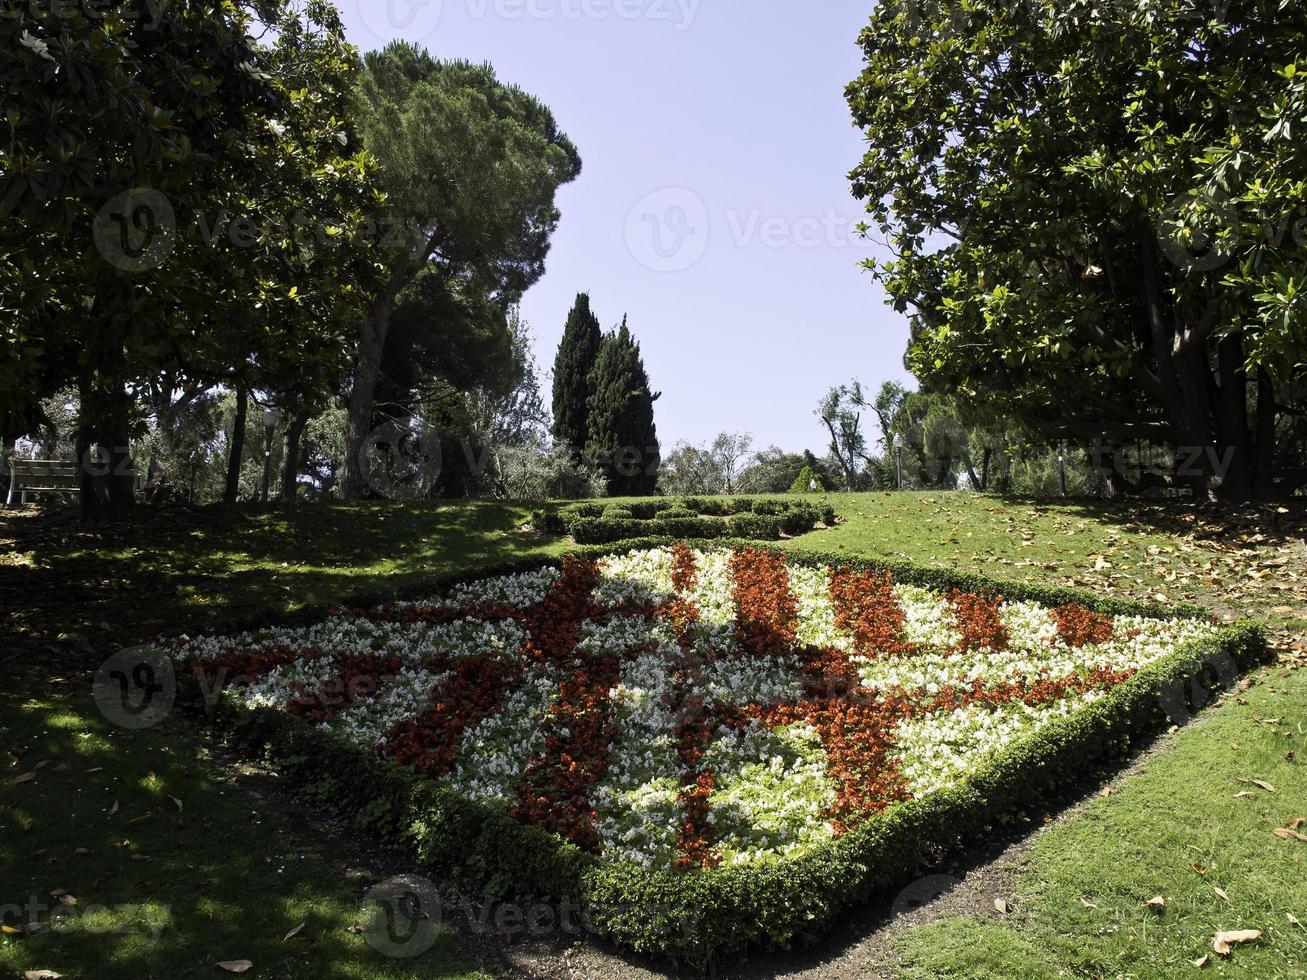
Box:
xmin=2 ymin=492 xmax=1303 ymax=978
xmin=891 ymin=667 xmax=1307 ymax=979
xmin=0 ymin=680 xmax=486 ymax=980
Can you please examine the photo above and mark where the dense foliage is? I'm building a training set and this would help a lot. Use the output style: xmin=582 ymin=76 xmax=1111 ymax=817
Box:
xmin=585 ymin=319 xmax=661 ymax=495
xmin=848 ymin=0 xmax=1307 ymax=501
xmin=551 ymin=292 xmax=604 ymax=453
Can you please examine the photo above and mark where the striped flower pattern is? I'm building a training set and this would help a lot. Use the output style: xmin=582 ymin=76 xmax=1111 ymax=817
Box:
xmin=172 ymin=546 xmax=1217 ymax=870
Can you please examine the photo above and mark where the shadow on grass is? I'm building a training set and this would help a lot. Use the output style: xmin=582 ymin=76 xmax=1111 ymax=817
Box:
xmin=0 ymin=500 xmax=567 ymax=663
xmin=0 ymin=679 xmax=480 ymax=980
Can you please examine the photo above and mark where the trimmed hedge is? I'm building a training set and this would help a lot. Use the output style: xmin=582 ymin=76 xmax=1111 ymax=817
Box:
xmin=534 ymin=497 xmax=832 ymax=544
xmin=174 ymin=540 xmax=1266 ymax=969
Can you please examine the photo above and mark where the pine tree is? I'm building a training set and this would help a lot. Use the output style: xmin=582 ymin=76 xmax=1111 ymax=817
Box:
xmin=586 ymin=318 xmax=661 ymax=495
xmin=550 ymin=293 xmax=603 ymax=452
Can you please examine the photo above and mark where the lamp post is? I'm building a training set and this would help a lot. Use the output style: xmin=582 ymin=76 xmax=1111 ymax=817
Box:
xmin=893 ymin=433 xmax=903 ymax=491
xmin=261 ymin=406 xmax=279 ymax=503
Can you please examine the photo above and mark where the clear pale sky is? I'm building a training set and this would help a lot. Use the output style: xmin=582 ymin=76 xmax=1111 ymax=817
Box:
xmin=335 ymin=0 xmax=915 ymax=455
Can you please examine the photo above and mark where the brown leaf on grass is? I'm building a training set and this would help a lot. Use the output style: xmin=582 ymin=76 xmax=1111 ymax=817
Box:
xmin=10 ymin=772 xmax=35 ymax=785
xmin=108 ymin=801 xmax=119 ymax=816
xmin=1214 ymin=887 xmax=1230 ymax=902
xmin=1290 ymin=817 xmax=1305 ymax=830
xmin=1192 ymin=864 xmax=1208 ymax=876
xmin=1233 ymin=791 xmax=1256 ymax=799
xmin=1287 ymin=913 xmax=1301 ymax=927
xmin=1 ymin=924 xmax=24 ymax=935
xmin=1079 ymin=897 xmax=1098 ymax=909
xmin=1212 ymin=930 xmax=1262 ymax=955
xmin=1143 ymin=895 xmax=1167 ymax=910
xmin=215 ymin=962 xmax=253 ymax=974
xmin=994 ymin=898 xmax=1009 ymax=915
xmin=1273 ymin=828 xmax=1307 ymax=842
xmin=1099 ymin=787 xmax=1113 ymax=798
xmin=283 ymin=922 xmax=305 ymax=942
xmin=346 ymin=922 xmax=365 ymax=935
xmin=1192 ymin=954 xmax=1210 ymax=969
xmin=1236 ymin=778 xmax=1276 ymax=793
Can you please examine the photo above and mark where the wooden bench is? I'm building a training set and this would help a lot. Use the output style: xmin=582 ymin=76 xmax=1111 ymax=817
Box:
xmin=4 ymin=458 xmax=146 ymax=507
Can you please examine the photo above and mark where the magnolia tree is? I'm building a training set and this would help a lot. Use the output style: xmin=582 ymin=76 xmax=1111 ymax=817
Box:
xmin=848 ymin=0 xmax=1307 ymax=501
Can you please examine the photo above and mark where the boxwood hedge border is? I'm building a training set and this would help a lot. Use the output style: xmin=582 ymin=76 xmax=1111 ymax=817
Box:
xmin=173 ymin=537 xmax=1267 ymax=970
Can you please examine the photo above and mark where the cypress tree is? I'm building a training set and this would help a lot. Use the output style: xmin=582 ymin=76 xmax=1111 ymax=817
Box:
xmin=586 ymin=317 xmax=661 ymax=496
xmin=550 ymin=293 xmax=603 ymax=452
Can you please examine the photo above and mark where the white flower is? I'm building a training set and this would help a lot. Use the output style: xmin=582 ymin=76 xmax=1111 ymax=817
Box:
xmin=266 ymin=119 xmax=288 ymax=138
xmin=20 ymin=31 xmax=53 ymax=62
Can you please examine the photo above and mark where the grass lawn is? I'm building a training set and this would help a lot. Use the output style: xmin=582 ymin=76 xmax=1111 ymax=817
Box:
xmin=0 ymin=677 xmax=487 ymax=980
xmin=890 ymin=665 xmax=1307 ymax=978
xmin=2 ymin=491 xmax=1303 ymax=977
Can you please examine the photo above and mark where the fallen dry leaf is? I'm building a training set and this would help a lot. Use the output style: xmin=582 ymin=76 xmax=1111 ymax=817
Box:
xmin=346 ymin=922 xmax=365 ymax=935
xmin=1234 ymin=791 xmax=1256 ymax=799
xmin=215 ymin=962 xmax=253 ymax=974
xmin=1236 ymin=778 xmax=1276 ymax=793
xmin=1288 ymin=913 xmax=1301 ymax=927
xmin=1193 ymin=954 xmax=1210 ymax=969
xmin=1143 ymin=895 xmax=1167 ymax=910
xmin=1214 ymin=887 xmax=1230 ymax=902
xmin=1290 ymin=817 xmax=1305 ymax=830
xmin=283 ymin=922 xmax=305 ymax=942
xmin=1079 ymin=897 xmax=1099 ymax=909
xmin=1273 ymin=828 xmax=1307 ymax=842
xmin=1 ymin=924 xmax=24 ymax=936
xmin=994 ymin=898 xmax=1009 ymax=915
xmin=169 ymin=796 xmax=184 ymax=811
xmin=1212 ymin=930 xmax=1262 ymax=955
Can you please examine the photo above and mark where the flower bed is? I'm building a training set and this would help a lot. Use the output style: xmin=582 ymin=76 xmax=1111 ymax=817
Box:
xmin=171 ymin=543 xmax=1264 ymax=966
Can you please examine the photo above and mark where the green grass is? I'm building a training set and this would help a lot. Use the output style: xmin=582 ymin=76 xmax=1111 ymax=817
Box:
xmin=1 ymin=491 xmax=1303 ymax=977
xmin=0 ymin=679 xmax=488 ymax=980
xmin=890 ymin=667 xmax=1307 ymax=978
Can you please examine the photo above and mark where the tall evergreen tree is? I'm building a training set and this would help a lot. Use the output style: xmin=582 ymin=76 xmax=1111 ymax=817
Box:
xmin=586 ymin=318 xmax=660 ymax=495
xmin=550 ymin=292 xmax=603 ymax=451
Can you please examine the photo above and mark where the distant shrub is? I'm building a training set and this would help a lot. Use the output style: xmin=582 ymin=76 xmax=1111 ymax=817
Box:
xmin=728 ymin=512 xmax=783 ymax=540
xmin=788 ymin=465 xmax=826 ymax=494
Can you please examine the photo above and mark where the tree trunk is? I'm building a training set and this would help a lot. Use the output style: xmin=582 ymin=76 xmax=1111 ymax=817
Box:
xmin=1213 ymin=332 xmax=1252 ymax=501
xmin=224 ymin=384 xmax=248 ymax=505
xmin=1252 ymin=367 xmax=1278 ymax=501
xmin=340 ymin=292 xmax=398 ymax=500
xmin=281 ymin=404 xmax=310 ymax=502
xmin=76 ymin=374 xmax=136 ymax=520
xmin=962 ymin=450 xmax=982 ymax=492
